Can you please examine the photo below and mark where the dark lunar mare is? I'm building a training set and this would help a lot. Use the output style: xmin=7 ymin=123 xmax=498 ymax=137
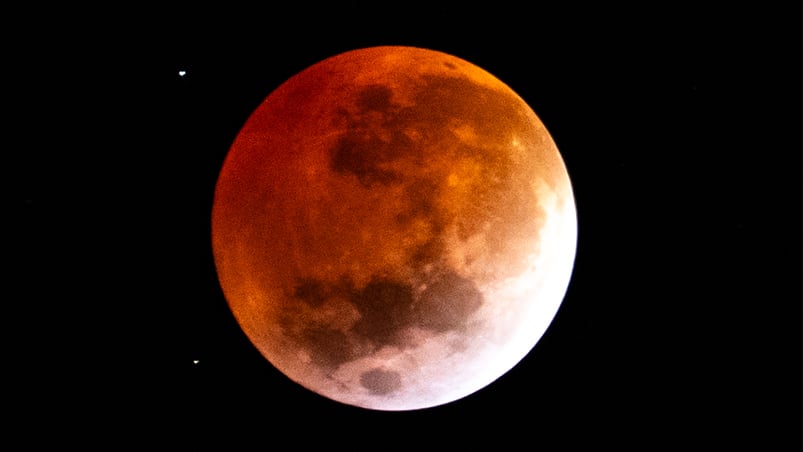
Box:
xmin=359 ymin=368 xmax=402 ymax=395
xmin=284 ymin=269 xmax=484 ymax=373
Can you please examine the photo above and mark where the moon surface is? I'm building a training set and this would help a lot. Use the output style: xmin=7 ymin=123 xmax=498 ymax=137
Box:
xmin=211 ymin=46 xmax=576 ymax=411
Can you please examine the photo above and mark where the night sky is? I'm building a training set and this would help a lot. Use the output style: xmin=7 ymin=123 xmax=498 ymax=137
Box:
xmin=12 ymin=3 xmax=800 ymax=448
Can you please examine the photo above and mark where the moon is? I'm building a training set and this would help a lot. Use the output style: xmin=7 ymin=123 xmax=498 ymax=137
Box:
xmin=211 ymin=46 xmax=576 ymax=411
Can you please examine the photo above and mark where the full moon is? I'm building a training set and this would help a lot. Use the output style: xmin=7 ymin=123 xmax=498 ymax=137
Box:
xmin=211 ymin=46 xmax=576 ymax=411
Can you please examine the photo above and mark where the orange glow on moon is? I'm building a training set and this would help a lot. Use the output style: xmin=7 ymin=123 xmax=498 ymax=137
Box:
xmin=212 ymin=46 xmax=576 ymax=410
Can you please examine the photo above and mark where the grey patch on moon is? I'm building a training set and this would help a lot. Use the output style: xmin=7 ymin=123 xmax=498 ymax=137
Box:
xmin=415 ymin=269 xmax=483 ymax=333
xmin=328 ymin=74 xmax=524 ymax=188
xmin=355 ymin=84 xmax=394 ymax=112
xmin=329 ymin=83 xmax=417 ymax=187
xmin=293 ymin=278 xmax=328 ymax=307
xmin=350 ymin=277 xmax=416 ymax=348
xmin=330 ymin=134 xmax=402 ymax=187
xmin=329 ymin=74 xmax=525 ymax=188
xmin=348 ymin=272 xmax=484 ymax=350
xmin=300 ymin=325 xmax=360 ymax=373
xmin=284 ymin=275 xmax=418 ymax=363
xmin=360 ymin=368 xmax=402 ymax=395
xmin=285 ymin=267 xmax=485 ymax=371
xmin=283 ymin=277 xmax=362 ymax=371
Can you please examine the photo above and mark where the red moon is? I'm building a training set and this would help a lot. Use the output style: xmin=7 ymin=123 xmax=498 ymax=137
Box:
xmin=212 ymin=46 xmax=576 ymax=410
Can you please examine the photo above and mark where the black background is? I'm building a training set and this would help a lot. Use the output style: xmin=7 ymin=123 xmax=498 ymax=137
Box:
xmin=12 ymin=3 xmax=800 ymax=448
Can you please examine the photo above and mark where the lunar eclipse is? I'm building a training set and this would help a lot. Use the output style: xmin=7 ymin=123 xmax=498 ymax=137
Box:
xmin=211 ymin=46 xmax=576 ymax=410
